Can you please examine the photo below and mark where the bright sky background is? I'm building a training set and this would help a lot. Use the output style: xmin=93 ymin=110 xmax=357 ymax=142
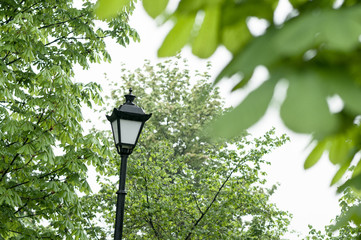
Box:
xmin=75 ymin=0 xmax=342 ymax=238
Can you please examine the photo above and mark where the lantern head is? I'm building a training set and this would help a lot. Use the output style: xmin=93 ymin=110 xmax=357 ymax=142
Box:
xmin=106 ymin=88 xmax=152 ymax=155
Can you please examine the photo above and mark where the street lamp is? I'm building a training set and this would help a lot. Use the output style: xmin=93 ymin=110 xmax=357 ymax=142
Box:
xmin=106 ymin=88 xmax=152 ymax=240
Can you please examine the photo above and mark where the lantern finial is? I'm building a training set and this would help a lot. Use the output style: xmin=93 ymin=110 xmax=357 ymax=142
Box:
xmin=125 ymin=88 xmax=136 ymax=104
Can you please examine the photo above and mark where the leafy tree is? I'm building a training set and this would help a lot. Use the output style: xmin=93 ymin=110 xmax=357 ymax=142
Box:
xmin=88 ymin=57 xmax=291 ymax=239
xmin=95 ymin=0 xmax=361 ymax=225
xmin=0 ymin=0 xmax=138 ymax=238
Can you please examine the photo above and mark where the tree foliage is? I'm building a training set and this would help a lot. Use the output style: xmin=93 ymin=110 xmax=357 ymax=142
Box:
xmin=0 ymin=0 xmax=138 ymax=238
xmin=95 ymin=0 xmax=361 ymax=226
xmin=87 ymin=57 xmax=291 ymax=239
xmin=305 ymin=186 xmax=361 ymax=239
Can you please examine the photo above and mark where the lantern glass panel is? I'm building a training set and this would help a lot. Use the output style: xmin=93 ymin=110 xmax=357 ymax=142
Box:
xmin=111 ymin=120 xmax=119 ymax=144
xmin=120 ymin=119 xmax=142 ymax=145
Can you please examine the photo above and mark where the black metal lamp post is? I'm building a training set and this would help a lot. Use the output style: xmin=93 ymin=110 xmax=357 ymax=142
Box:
xmin=106 ymin=88 xmax=151 ymax=240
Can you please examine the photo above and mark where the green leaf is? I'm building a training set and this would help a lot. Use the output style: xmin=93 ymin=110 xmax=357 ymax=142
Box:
xmin=192 ymin=6 xmax=220 ymax=58
xmin=17 ymin=144 xmax=35 ymax=155
xmin=216 ymin=7 xmax=361 ymax=85
xmin=304 ymin=140 xmax=328 ymax=169
xmin=274 ymin=13 xmax=319 ymax=56
xmin=209 ymin=79 xmax=276 ymax=138
xmin=289 ymin=0 xmax=308 ymax=7
xmin=95 ymin=0 xmax=131 ymax=20
xmin=221 ymin=20 xmax=251 ymax=54
xmin=326 ymin=71 xmax=361 ymax=116
xmin=328 ymin=136 xmax=353 ymax=165
xmin=352 ymin=157 xmax=361 ymax=178
xmin=330 ymin=158 xmax=352 ymax=186
xmin=280 ymin=69 xmax=339 ymax=136
xmin=215 ymin=29 xmax=278 ymax=85
xmin=275 ymin=7 xmax=361 ymax=55
xmin=143 ymin=0 xmax=169 ymax=19
xmin=331 ymin=203 xmax=361 ymax=231
xmin=177 ymin=0 xmax=205 ymax=13
xmin=177 ymin=0 xmax=223 ymax=13
xmin=158 ymin=13 xmax=196 ymax=57
xmin=337 ymin=173 xmax=361 ymax=193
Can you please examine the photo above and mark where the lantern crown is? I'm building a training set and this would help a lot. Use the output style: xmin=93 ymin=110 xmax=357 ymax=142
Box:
xmin=106 ymin=88 xmax=151 ymax=122
xmin=124 ymin=88 xmax=136 ymax=104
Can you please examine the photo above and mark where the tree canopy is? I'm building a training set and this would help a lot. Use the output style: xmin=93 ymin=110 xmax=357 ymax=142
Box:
xmin=0 ymin=0 xmax=138 ymax=238
xmin=86 ymin=57 xmax=292 ymax=239
xmin=95 ymin=0 xmax=361 ymax=226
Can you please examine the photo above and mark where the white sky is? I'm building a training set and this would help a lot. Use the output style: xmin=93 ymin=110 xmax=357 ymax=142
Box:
xmin=75 ymin=0 xmax=342 ymax=238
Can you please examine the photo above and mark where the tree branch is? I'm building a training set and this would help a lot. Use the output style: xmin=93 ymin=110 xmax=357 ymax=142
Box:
xmin=2 ymin=51 xmax=10 ymax=61
xmin=16 ymin=213 xmax=38 ymax=219
xmin=9 ymin=156 xmax=34 ymax=173
xmin=20 ymin=2 xmax=38 ymax=14
xmin=44 ymin=36 xmax=67 ymax=46
xmin=191 ymin=193 xmax=204 ymax=215
xmin=1 ymin=110 xmax=47 ymax=181
xmin=44 ymin=33 xmax=105 ymax=47
xmin=7 ymin=164 xmax=67 ymax=190
xmin=142 ymin=167 xmax=161 ymax=240
xmin=38 ymin=14 xmax=85 ymax=30
xmin=14 ymin=190 xmax=57 ymax=216
xmin=6 ymin=57 xmax=20 ymax=66
xmin=0 ymin=153 xmax=20 ymax=182
xmin=14 ymin=202 xmax=28 ymax=215
xmin=184 ymin=153 xmax=254 ymax=240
